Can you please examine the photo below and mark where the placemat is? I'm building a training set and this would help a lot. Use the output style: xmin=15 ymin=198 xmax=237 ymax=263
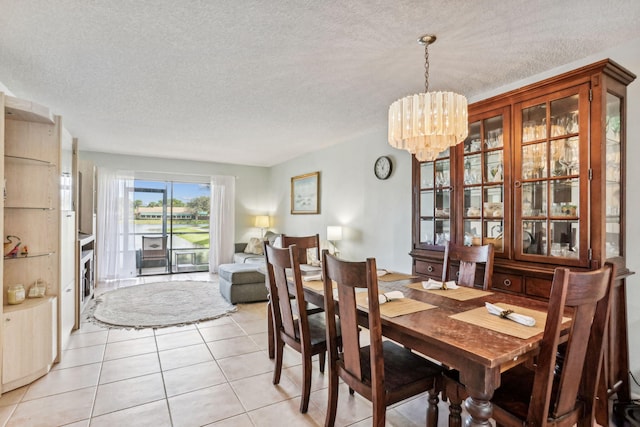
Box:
xmin=449 ymin=303 xmax=570 ymax=339
xmin=302 ymin=280 xmax=335 ymax=292
xmin=355 ymin=292 xmax=436 ymax=318
xmin=406 ymin=282 xmax=493 ymax=301
xmin=378 ymin=272 xmax=418 ymax=282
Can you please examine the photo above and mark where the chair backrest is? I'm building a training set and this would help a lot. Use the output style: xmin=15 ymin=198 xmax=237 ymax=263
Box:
xmin=442 ymin=241 xmax=494 ymax=290
xmin=281 ymin=234 xmax=320 ymax=265
xmin=264 ymin=242 xmax=310 ymax=347
xmin=527 ymin=263 xmax=615 ymax=425
xmin=141 ymin=236 xmax=167 ymax=260
xmin=322 ymin=249 xmax=384 ymax=398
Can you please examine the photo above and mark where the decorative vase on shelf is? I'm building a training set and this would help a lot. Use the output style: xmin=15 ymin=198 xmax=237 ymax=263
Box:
xmin=4 ymin=235 xmax=21 ymax=257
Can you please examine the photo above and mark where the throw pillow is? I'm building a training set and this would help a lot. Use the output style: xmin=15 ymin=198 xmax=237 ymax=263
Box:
xmin=244 ymin=237 xmax=264 ymax=255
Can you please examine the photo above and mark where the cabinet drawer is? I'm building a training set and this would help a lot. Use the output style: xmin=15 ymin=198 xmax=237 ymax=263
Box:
xmin=492 ymin=273 xmax=523 ymax=293
xmin=525 ymin=277 xmax=552 ymax=298
xmin=414 ymin=260 xmax=443 ymax=279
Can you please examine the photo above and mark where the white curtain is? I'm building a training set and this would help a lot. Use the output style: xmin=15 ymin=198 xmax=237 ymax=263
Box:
xmin=96 ymin=168 xmax=136 ymax=281
xmin=209 ymin=175 xmax=235 ymax=272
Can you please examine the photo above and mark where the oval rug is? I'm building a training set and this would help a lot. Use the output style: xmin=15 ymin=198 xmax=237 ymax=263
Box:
xmin=92 ymin=280 xmax=236 ymax=329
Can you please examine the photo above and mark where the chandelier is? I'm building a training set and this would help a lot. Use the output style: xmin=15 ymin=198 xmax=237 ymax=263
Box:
xmin=388 ymin=35 xmax=468 ymax=161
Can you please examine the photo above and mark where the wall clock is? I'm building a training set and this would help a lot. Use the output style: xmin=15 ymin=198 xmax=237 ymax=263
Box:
xmin=374 ymin=156 xmax=393 ymax=180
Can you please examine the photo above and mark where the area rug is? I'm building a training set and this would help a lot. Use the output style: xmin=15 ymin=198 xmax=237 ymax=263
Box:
xmin=91 ymin=280 xmax=236 ymax=329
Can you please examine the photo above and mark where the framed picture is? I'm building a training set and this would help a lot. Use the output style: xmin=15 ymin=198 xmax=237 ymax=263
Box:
xmin=291 ymin=171 xmax=320 ymax=214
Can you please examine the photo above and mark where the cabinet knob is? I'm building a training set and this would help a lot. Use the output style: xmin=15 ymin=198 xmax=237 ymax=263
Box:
xmin=503 ymin=279 xmax=512 ymax=287
xmin=4 ymin=317 xmax=10 ymax=322
xmin=427 ymin=265 xmax=434 ymax=272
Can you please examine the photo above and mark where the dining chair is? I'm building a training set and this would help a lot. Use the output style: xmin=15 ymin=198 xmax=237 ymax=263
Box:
xmin=139 ymin=235 xmax=168 ymax=274
xmin=281 ymin=233 xmax=321 ymax=264
xmin=321 ymin=250 xmax=443 ymax=427
xmin=490 ymin=262 xmax=615 ymax=426
xmin=441 ymin=241 xmax=495 ymax=290
xmin=267 ymin=233 xmax=322 ymax=358
xmin=440 ymin=241 xmax=495 ymax=425
xmin=263 ymin=242 xmax=333 ymax=413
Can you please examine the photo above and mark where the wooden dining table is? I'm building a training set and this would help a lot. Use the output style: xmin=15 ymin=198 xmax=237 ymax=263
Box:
xmin=299 ymin=275 xmax=567 ymax=427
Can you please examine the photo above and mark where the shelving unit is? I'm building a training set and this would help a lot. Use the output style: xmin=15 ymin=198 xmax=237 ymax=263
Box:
xmin=1 ymin=93 xmax=69 ymax=393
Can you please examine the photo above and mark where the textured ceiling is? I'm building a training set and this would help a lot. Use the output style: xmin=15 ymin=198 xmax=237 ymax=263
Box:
xmin=1 ymin=0 xmax=639 ymax=167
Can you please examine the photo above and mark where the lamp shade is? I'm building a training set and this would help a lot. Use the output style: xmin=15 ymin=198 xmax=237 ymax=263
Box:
xmin=327 ymin=226 xmax=343 ymax=242
xmin=255 ymin=215 xmax=270 ymax=228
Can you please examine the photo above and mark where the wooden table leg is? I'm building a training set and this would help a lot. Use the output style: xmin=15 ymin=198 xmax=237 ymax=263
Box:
xmin=463 ymin=395 xmax=493 ymax=427
xmin=267 ymin=299 xmax=275 ymax=359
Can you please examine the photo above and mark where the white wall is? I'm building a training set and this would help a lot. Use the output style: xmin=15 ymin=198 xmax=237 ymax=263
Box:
xmin=269 ymin=128 xmax=414 ymax=272
xmin=82 ymin=151 xmax=272 ymax=244
xmin=269 ymin=39 xmax=640 ymax=397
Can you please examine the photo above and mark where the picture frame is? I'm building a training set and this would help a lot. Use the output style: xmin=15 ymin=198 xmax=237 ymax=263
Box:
xmin=291 ymin=171 xmax=320 ymax=214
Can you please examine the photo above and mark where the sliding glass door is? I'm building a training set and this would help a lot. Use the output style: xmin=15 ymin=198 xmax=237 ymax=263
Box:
xmin=133 ymin=180 xmax=210 ymax=275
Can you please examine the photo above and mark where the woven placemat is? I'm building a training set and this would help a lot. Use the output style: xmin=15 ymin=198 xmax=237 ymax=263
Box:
xmin=302 ymin=280 xmax=336 ymax=292
xmin=378 ymin=272 xmax=418 ymax=282
xmin=406 ymin=282 xmax=493 ymax=301
xmin=355 ymin=292 xmax=436 ymax=318
xmin=449 ymin=303 xmax=570 ymax=339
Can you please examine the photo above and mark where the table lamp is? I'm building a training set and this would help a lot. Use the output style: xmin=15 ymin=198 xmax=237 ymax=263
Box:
xmin=255 ymin=215 xmax=270 ymax=238
xmin=327 ymin=226 xmax=343 ymax=256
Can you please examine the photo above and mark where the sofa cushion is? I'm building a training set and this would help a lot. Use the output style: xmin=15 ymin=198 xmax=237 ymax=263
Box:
xmin=244 ymin=237 xmax=264 ymax=255
xmin=233 ymin=252 xmax=265 ymax=264
xmin=218 ymin=263 xmax=265 ymax=284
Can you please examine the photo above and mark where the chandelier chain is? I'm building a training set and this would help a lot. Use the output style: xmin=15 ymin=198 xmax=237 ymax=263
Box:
xmin=424 ymin=42 xmax=430 ymax=93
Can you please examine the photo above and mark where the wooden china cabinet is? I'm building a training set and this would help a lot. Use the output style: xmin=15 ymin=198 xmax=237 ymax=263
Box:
xmin=410 ymin=59 xmax=635 ymax=422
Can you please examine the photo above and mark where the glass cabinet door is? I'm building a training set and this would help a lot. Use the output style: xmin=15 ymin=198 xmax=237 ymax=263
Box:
xmin=461 ymin=113 xmax=507 ymax=255
xmin=515 ymin=85 xmax=589 ymax=266
xmin=417 ymin=150 xmax=451 ymax=247
xmin=605 ymin=92 xmax=622 ymax=258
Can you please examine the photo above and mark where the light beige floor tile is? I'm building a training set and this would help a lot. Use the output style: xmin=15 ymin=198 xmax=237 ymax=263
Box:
xmin=75 ymin=321 xmax=108 ymax=334
xmin=7 ymin=387 xmax=95 ymax=427
xmin=60 ymin=420 xmax=90 ymax=427
xmin=229 ymin=307 xmax=267 ymax=323
xmin=155 ymin=329 xmax=205 ymax=351
xmin=309 ymin=382 xmax=372 ymax=426
xmin=154 ymin=323 xmax=197 ymax=336
xmin=89 ymin=399 xmax=171 ymax=427
xmin=158 ymin=343 xmax=214 ymax=371
xmin=235 ymin=318 xmax=267 ymax=335
xmin=103 ymin=336 xmax=157 ymax=360
xmin=247 ymin=396 xmax=323 ymax=426
xmin=206 ymin=336 xmax=261 ymax=359
xmin=54 ymin=344 xmax=105 ymax=370
xmin=23 ymin=363 xmax=101 ymax=400
xmin=163 ymin=360 xmax=227 ymax=397
xmin=249 ymin=331 xmax=270 ymax=351
xmin=207 ymin=413 xmax=255 ymax=427
xmin=0 ymin=386 xmax=27 ymax=407
xmin=0 ymin=405 xmax=15 ymax=426
xmin=230 ymin=371 xmax=300 ymax=411
xmin=93 ymin=372 xmax=165 ymax=416
xmin=107 ymin=327 xmax=154 ymax=342
xmin=282 ymin=361 xmax=329 ymax=394
xmin=67 ymin=330 xmax=109 ymax=349
xmin=217 ymin=351 xmax=275 ymax=381
xmin=99 ymin=352 xmax=161 ymax=384
xmin=168 ymin=383 xmax=245 ymax=427
xmin=196 ymin=315 xmax=234 ymax=329
xmin=199 ymin=322 xmax=247 ymax=342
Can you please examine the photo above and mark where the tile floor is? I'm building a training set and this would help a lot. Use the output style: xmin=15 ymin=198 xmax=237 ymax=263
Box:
xmin=0 ymin=272 xmax=469 ymax=426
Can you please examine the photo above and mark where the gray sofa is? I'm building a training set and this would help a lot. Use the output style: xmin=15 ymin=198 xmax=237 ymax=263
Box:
xmin=218 ymin=233 xmax=280 ymax=304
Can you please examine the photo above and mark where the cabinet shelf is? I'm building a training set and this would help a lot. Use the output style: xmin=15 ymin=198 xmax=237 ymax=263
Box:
xmin=4 ymin=206 xmax=54 ymax=210
xmin=4 ymin=252 xmax=54 ymax=261
xmin=4 ymin=155 xmax=55 ymax=167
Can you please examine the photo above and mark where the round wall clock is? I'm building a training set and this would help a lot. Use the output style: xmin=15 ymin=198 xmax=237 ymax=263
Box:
xmin=374 ymin=156 xmax=393 ymax=180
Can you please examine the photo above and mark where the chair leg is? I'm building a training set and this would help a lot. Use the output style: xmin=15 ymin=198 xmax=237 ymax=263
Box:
xmin=372 ymin=398 xmax=386 ymax=427
xmin=318 ymin=351 xmax=326 ymax=373
xmin=273 ymin=340 xmax=284 ymax=385
xmin=267 ymin=300 xmax=275 ymax=359
xmin=448 ymin=398 xmax=463 ymax=427
xmin=325 ymin=371 xmax=339 ymax=427
xmin=427 ymin=388 xmax=439 ymax=427
xmin=300 ymin=351 xmax=312 ymax=413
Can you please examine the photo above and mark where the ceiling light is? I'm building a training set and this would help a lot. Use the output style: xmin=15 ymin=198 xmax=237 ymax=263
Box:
xmin=388 ymin=35 xmax=468 ymax=161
